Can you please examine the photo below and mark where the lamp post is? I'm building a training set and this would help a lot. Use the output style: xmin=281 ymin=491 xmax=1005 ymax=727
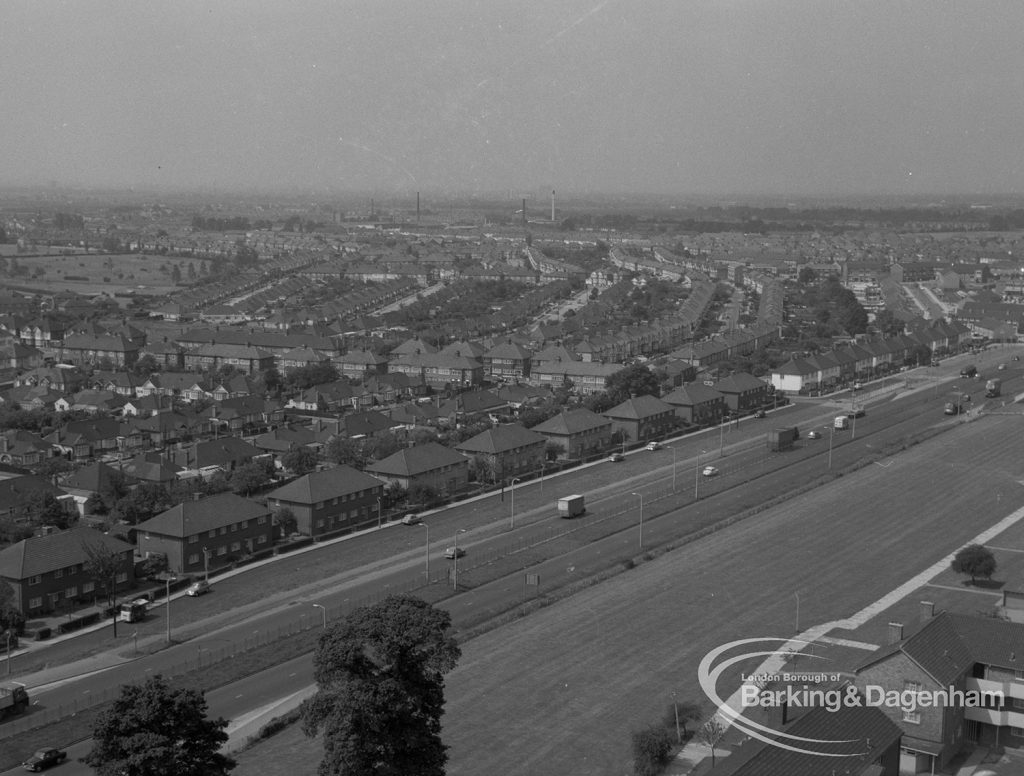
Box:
xmin=165 ymin=575 xmax=177 ymax=643
xmin=312 ymin=603 xmax=326 ymax=629
xmin=510 ymin=477 xmax=522 ymax=529
xmin=694 ymin=450 xmax=706 ymax=499
xmin=202 ymin=547 xmax=210 ymax=583
xmin=719 ymin=414 xmax=725 ymax=456
xmin=630 ymin=492 xmax=644 ymax=549
xmin=827 ymin=425 xmax=834 ymax=470
xmin=377 ymin=497 xmax=383 ymax=528
xmin=794 ymin=592 xmax=801 ymax=634
xmin=452 ymin=528 xmax=467 ymax=590
xmin=421 ymin=522 xmax=430 ymax=583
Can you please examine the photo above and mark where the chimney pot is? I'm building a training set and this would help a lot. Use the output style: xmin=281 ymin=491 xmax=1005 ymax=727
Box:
xmin=920 ymin=601 xmax=934 ymax=621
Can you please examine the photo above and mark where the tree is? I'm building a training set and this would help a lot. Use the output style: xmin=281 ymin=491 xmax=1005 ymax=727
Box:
xmin=274 ymin=506 xmax=298 ymax=536
xmin=873 ymin=309 xmax=903 ymax=338
xmin=281 ymin=447 xmax=318 ymax=476
xmin=82 ymin=540 xmax=125 ymax=637
xmin=698 ymin=717 xmax=727 ymax=768
xmin=85 ymin=674 xmax=234 ymax=776
xmin=24 ymin=490 xmax=70 ymax=527
xmin=229 ymin=460 xmax=273 ymax=496
xmin=605 ymin=364 xmax=661 ymax=403
xmin=631 ymin=723 xmax=673 ymax=776
xmin=797 ymin=266 xmax=818 ymax=285
xmin=0 ymin=579 xmax=24 ymax=635
xmin=170 ymin=264 xmax=182 ymax=283
xmin=663 ymin=699 xmax=703 ymax=742
xmin=326 ymin=436 xmax=366 ymax=469
xmin=133 ymin=353 xmax=160 ymax=377
xmin=301 ymin=595 xmax=461 ymax=776
xmin=951 ymin=544 xmax=996 ymax=584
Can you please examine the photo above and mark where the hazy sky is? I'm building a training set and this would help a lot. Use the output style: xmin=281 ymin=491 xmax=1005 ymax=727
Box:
xmin=4 ymin=1 xmax=1023 ymax=197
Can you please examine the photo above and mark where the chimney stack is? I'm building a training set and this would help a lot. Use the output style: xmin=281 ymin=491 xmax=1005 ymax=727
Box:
xmin=888 ymin=622 xmax=904 ymax=644
xmin=920 ymin=601 xmax=934 ymax=621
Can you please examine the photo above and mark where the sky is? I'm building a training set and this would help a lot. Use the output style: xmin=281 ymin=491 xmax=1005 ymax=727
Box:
xmin=3 ymin=0 xmax=1024 ymax=198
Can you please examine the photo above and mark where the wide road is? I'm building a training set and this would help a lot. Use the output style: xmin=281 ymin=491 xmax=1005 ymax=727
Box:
xmin=3 ymin=346 xmax=1020 ymax=772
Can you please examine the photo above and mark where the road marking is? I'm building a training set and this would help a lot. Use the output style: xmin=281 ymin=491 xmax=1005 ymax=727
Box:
xmin=988 ymin=546 xmax=1024 ymax=554
xmin=816 ymin=636 xmax=879 ymax=650
xmin=236 ymin=693 xmax=244 ymax=699
xmin=924 ymin=583 xmax=1002 ymax=597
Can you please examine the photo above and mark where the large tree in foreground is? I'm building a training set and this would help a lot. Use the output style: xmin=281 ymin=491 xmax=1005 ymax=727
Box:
xmin=301 ymin=595 xmax=461 ymax=776
xmin=84 ymin=674 xmax=234 ymax=776
xmin=951 ymin=544 xmax=996 ymax=584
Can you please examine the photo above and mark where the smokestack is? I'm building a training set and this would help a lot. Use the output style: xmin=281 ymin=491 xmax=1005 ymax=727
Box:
xmin=887 ymin=622 xmax=904 ymax=644
xmin=551 ymin=189 xmax=555 ymax=222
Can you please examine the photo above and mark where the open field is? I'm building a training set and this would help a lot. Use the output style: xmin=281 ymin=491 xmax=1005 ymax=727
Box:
xmin=2 ymin=253 xmax=185 ymax=297
xmin=233 ymin=413 xmax=1024 ymax=776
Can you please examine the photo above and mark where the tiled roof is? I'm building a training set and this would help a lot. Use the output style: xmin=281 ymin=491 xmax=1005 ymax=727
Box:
xmin=62 ymin=462 xmax=137 ymax=493
xmin=365 ymin=442 xmax=468 ymax=477
xmin=454 ymin=425 xmax=546 ymax=454
xmin=714 ymin=372 xmax=768 ymax=393
xmin=136 ymin=492 xmax=268 ymax=537
xmin=531 ymin=408 xmax=611 ymax=435
xmin=267 ymin=465 xmax=383 ymax=505
xmin=0 ymin=527 xmax=133 ymax=580
xmin=662 ymin=383 xmax=725 ymax=405
xmin=603 ymin=394 xmax=674 ymax=420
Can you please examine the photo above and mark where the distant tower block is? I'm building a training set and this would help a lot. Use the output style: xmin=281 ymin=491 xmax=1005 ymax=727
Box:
xmin=551 ymin=189 xmax=555 ymax=222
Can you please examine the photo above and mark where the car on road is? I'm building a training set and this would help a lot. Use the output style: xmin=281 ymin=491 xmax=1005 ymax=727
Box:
xmin=444 ymin=546 xmax=466 ymax=559
xmin=22 ymin=748 xmax=66 ymax=771
xmin=847 ymin=408 xmax=866 ymax=419
xmin=186 ymin=580 xmax=211 ymax=597
xmin=644 ymin=441 xmax=663 ymax=451
xmin=806 ymin=431 xmax=821 ymax=439
xmin=401 ymin=513 xmax=422 ymax=525
xmin=702 ymin=465 xmax=719 ymax=477
xmin=998 ymin=363 xmax=1007 ymax=371
xmin=1014 ymin=355 xmax=1020 ymax=361
xmin=608 ymin=452 xmax=625 ymax=462
xmin=753 ymin=410 xmax=766 ymax=418
xmin=853 ymin=381 xmax=864 ymax=390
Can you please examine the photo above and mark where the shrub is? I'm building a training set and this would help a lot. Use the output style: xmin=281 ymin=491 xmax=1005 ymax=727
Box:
xmin=34 ymin=627 xmax=51 ymax=641
xmin=632 ymin=723 xmax=673 ymax=776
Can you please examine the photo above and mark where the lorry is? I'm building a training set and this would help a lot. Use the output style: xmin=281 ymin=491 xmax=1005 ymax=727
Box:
xmin=0 ymin=681 xmax=29 ymax=721
xmin=557 ymin=494 xmax=585 ymax=519
xmin=960 ymin=364 xmax=977 ymax=378
xmin=985 ymin=378 xmax=1001 ymax=398
xmin=767 ymin=426 xmax=799 ymax=452
xmin=118 ymin=598 xmax=149 ymax=623
xmin=834 ymin=415 xmax=850 ymax=430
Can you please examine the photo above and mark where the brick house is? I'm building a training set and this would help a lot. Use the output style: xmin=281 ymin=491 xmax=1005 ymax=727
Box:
xmin=602 ymin=394 xmax=677 ymax=444
xmin=713 ymin=372 xmax=771 ymax=414
xmin=0 ymin=527 xmax=135 ymax=616
xmin=364 ymin=442 xmax=469 ymax=496
xmin=662 ymin=383 xmax=727 ymax=426
xmin=530 ymin=409 xmax=613 ymax=460
xmin=265 ymin=465 xmax=385 ymax=537
xmin=482 ymin=341 xmax=533 ymax=380
xmin=455 ymin=424 xmax=547 ymax=482
xmin=854 ymin=608 xmax=1024 ymax=773
xmin=135 ymin=492 xmax=273 ymax=575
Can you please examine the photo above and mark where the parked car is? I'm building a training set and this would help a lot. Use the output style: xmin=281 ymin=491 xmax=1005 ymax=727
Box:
xmin=1014 ymin=355 xmax=1020 ymax=361
xmin=753 ymin=410 xmax=766 ymax=418
xmin=702 ymin=466 xmax=719 ymax=477
xmin=444 ymin=546 xmax=466 ymax=559
xmin=401 ymin=513 xmax=422 ymax=525
xmin=608 ymin=452 xmax=625 ymax=462
xmin=998 ymin=363 xmax=1007 ymax=371
xmin=645 ymin=441 xmax=663 ymax=451
xmin=22 ymin=748 xmax=66 ymax=771
xmin=853 ymin=381 xmax=864 ymax=390
xmin=186 ymin=580 xmax=211 ymax=597
xmin=806 ymin=430 xmax=821 ymax=439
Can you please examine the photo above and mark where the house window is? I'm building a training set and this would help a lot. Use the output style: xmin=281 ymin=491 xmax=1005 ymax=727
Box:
xmin=257 ymin=535 xmax=267 ymax=545
xmin=65 ymin=586 xmax=77 ymax=598
xmin=1012 ymin=727 xmax=1024 ymax=739
xmin=115 ymin=572 xmax=128 ymax=584
xmin=220 ymin=526 xmax=227 ymax=535
xmin=28 ymin=597 xmax=42 ymax=609
xmin=239 ymin=520 xmax=248 ymax=529
xmin=28 ymin=575 xmax=41 ymax=586
xmin=1015 ymin=669 xmax=1024 ymax=682
xmin=82 ymin=582 xmax=94 ymax=594
xmin=230 ymin=523 xmax=237 ymax=532
xmin=216 ymin=546 xmax=227 ymax=556
xmin=257 ymin=516 xmax=267 ymax=525
xmin=54 ymin=568 xmax=63 ymax=579
xmin=902 ymin=682 xmax=922 ymax=724
xmin=317 ymin=519 xmax=325 ymax=528
xmin=230 ymin=542 xmax=240 ymax=552
xmin=208 ymin=529 xmax=216 ymax=538
xmin=332 ymin=497 xmax=338 ymax=505
xmin=188 ymin=554 xmax=199 ymax=565
xmin=188 ymin=535 xmax=198 ymax=544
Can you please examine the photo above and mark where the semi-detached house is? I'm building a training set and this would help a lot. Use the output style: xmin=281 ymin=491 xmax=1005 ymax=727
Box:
xmin=266 ymin=465 xmax=385 ymax=538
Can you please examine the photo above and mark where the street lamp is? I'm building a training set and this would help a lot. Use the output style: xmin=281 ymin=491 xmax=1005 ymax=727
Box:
xmin=794 ymin=592 xmax=800 ymax=634
xmin=376 ymin=497 xmax=383 ymax=528
xmin=694 ymin=450 xmax=706 ymax=500
xmin=452 ymin=528 xmax=467 ymax=590
xmin=510 ymin=477 xmax=522 ymax=529
xmin=630 ymin=492 xmax=644 ymax=549
xmin=669 ymin=448 xmax=677 ymax=493
xmin=164 ymin=574 xmax=178 ymax=643
xmin=312 ymin=603 xmax=326 ymax=629
xmin=827 ymin=425 xmax=834 ymax=470
xmin=202 ymin=547 xmax=210 ymax=583
xmin=421 ymin=522 xmax=430 ymax=583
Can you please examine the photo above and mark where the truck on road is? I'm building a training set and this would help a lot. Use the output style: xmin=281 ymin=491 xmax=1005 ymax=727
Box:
xmin=960 ymin=364 xmax=977 ymax=378
xmin=557 ymin=494 xmax=585 ymax=519
xmin=0 ymin=682 xmax=29 ymax=721
xmin=985 ymin=378 xmax=1001 ymax=398
xmin=834 ymin=415 xmax=850 ymax=430
xmin=767 ymin=426 xmax=799 ymax=452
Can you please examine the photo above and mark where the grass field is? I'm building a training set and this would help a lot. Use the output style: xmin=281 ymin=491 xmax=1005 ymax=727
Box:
xmin=234 ymin=413 xmax=1024 ymax=776
xmin=6 ymin=253 xmax=183 ymax=297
